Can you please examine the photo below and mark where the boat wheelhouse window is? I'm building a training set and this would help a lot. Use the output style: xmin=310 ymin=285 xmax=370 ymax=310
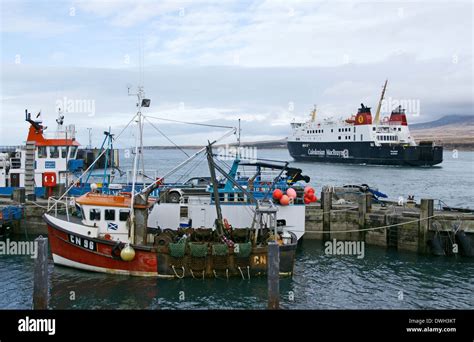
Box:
xmin=338 ymin=136 xmax=341 ymax=140
xmin=90 ymin=209 xmax=101 ymax=221
xmin=105 ymin=209 xmax=115 ymax=221
xmin=38 ymin=146 xmax=47 ymax=158
xmin=60 ymin=146 xmax=67 ymax=158
xmin=373 ymin=127 xmax=376 ymax=131
xmin=360 ymin=134 xmax=363 ymax=141
xmin=353 ymin=135 xmax=356 ymax=141
xmin=69 ymin=146 xmax=78 ymax=159
xmin=331 ymin=129 xmax=333 ymax=133
xmin=398 ymin=127 xmax=401 ymax=131
xmin=119 ymin=210 xmax=130 ymax=221
xmin=49 ymin=146 xmax=59 ymax=158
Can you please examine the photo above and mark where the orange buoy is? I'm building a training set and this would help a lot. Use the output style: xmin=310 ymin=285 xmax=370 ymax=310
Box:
xmin=280 ymin=194 xmax=290 ymax=206
xmin=273 ymin=189 xmax=283 ymax=200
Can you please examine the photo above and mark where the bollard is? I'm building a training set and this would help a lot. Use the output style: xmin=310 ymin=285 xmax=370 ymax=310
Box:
xmin=267 ymin=241 xmax=280 ymax=310
xmin=12 ymin=188 xmax=26 ymax=204
xmin=321 ymin=190 xmax=332 ymax=242
xmin=33 ymin=236 xmax=49 ymax=310
xmin=419 ymin=199 xmax=433 ymax=255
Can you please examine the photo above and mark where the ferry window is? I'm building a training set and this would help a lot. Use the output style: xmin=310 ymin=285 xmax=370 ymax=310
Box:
xmin=49 ymin=146 xmax=59 ymax=158
xmin=354 ymin=127 xmax=356 ymax=133
xmin=373 ymin=127 xmax=376 ymax=131
xmin=38 ymin=146 xmax=47 ymax=158
xmin=69 ymin=146 xmax=78 ymax=159
xmin=338 ymin=136 xmax=341 ymax=140
xmin=360 ymin=134 xmax=363 ymax=141
xmin=353 ymin=135 xmax=356 ymax=141
xmin=331 ymin=129 xmax=333 ymax=133
xmin=398 ymin=128 xmax=401 ymax=131
xmin=60 ymin=146 xmax=67 ymax=158
xmin=119 ymin=210 xmax=130 ymax=221
xmin=90 ymin=209 xmax=101 ymax=221
xmin=105 ymin=209 xmax=115 ymax=221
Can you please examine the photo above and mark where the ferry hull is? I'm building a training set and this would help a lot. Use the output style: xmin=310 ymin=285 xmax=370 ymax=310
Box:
xmin=287 ymin=141 xmax=443 ymax=166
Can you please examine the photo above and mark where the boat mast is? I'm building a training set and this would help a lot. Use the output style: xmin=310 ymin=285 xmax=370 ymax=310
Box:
xmin=206 ymin=143 xmax=224 ymax=236
xmin=128 ymin=85 xmax=150 ymax=244
xmin=311 ymin=105 xmax=317 ymax=122
xmin=374 ymin=80 xmax=388 ymax=125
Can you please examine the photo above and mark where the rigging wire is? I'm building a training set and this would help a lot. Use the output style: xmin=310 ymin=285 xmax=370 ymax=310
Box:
xmin=145 ymin=115 xmax=236 ymax=129
xmin=143 ymin=116 xmax=190 ymax=157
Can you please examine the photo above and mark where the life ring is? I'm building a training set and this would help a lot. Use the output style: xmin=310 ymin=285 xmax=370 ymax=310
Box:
xmin=357 ymin=115 xmax=364 ymax=124
xmin=111 ymin=241 xmax=125 ymax=260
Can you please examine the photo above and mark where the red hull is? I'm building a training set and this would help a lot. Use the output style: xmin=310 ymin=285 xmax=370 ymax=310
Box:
xmin=47 ymin=224 xmax=162 ymax=277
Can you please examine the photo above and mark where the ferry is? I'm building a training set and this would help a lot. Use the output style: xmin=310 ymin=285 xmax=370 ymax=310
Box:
xmin=287 ymin=81 xmax=443 ymax=166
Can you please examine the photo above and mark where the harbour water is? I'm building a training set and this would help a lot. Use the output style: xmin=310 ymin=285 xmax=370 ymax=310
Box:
xmin=0 ymin=149 xmax=473 ymax=309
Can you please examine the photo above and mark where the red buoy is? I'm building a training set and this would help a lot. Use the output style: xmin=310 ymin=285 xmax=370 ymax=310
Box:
xmin=273 ymin=189 xmax=283 ymax=200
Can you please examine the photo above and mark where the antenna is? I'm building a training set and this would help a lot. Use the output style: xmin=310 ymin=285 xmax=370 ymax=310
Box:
xmin=87 ymin=128 xmax=92 ymax=149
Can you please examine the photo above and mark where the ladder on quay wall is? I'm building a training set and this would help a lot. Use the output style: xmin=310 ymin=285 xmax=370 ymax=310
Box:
xmin=24 ymin=142 xmax=36 ymax=196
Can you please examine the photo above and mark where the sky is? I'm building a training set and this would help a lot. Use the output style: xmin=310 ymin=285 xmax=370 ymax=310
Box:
xmin=0 ymin=0 xmax=472 ymax=147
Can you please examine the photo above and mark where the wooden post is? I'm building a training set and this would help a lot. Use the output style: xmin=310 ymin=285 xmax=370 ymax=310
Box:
xmin=321 ymin=189 xmax=332 ymax=242
xmin=419 ymin=199 xmax=433 ymax=255
xmin=267 ymin=241 xmax=279 ymax=310
xmin=33 ymin=236 xmax=49 ymax=310
xmin=358 ymin=194 xmax=367 ymax=241
xmin=365 ymin=193 xmax=372 ymax=213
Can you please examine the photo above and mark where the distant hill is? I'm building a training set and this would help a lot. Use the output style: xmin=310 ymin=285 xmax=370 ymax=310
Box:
xmin=410 ymin=115 xmax=474 ymax=150
xmin=410 ymin=115 xmax=474 ymax=130
xmin=144 ymin=115 xmax=474 ymax=151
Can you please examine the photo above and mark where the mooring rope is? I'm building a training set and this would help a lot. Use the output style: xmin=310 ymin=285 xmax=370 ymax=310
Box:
xmin=309 ymin=206 xmax=359 ymax=216
xmin=171 ymin=265 xmax=185 ymax=279
xmin=320 ymin=213 xmax=443 ymax=234
xmin=237 ymin=266 xmax=245 ymax=279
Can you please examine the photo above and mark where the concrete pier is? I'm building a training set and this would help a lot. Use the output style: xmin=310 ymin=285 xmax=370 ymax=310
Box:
xmin=2 ymin=189 xmax=474 ymax=256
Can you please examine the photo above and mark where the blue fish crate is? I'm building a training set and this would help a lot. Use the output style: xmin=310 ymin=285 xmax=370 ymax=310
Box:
xmin=0 ymin=206 xmax=24 ymax=222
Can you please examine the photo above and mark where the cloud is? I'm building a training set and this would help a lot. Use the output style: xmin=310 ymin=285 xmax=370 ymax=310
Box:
xmin=1 ymin=52 xmax=472 ymax=146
